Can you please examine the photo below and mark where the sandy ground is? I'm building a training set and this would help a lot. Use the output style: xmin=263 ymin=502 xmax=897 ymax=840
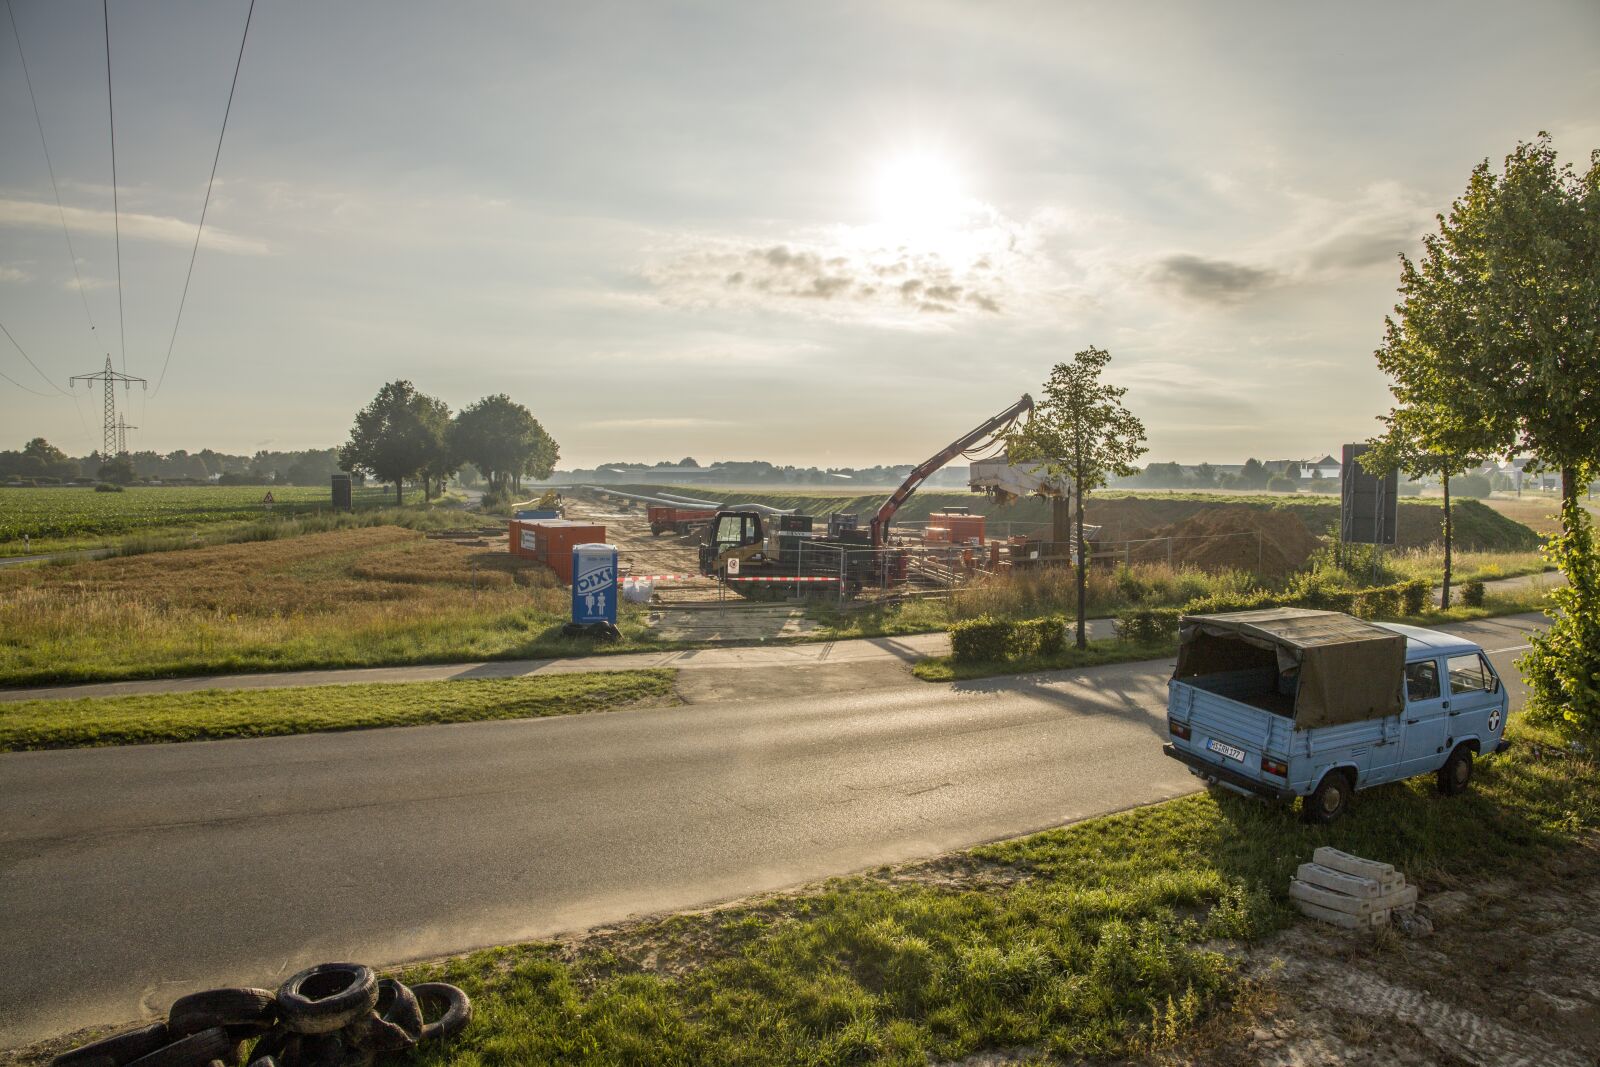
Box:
xmin=1204 ymin=837 xmax=1600 ymax=1067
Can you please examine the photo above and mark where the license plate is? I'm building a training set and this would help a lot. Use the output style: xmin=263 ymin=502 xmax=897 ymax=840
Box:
xmin=1207 ymin=739 xmax=1246 ymax=763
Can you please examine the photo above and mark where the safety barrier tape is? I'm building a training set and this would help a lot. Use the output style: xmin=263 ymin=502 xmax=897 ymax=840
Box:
xmin=621 ymin=574 xmax=702 ymax=581
xmin=724 ymin=575 xmax=840 ymax=583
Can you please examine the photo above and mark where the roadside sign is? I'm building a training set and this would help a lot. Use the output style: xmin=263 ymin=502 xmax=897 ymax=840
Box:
xmin=571 ymin=543 xmax=618 ymax=626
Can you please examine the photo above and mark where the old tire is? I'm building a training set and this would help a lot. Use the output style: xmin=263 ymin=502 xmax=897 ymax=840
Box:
xmin=243 ymin=1028 xmax=298 ymax=1067
xmin=168 ymin=989 xmax=277 ymax=1037
xmin=1300 ymin=770 xmax=1352 ymax=824
xmin=412 ymin=983 xmax=472 ymax=1043
xmin=1438 ymin=745 xmax=1474 ymax=796
xmin=52 ymin=1022 xmax=171 ymax=1066
xmin=124 ymin=1028 xmax=239 ymax=1067
xmin=345 ymin=979 xmax=423 ymax=1053
xmin=276 ymin=964 xmax=377 ymax=1035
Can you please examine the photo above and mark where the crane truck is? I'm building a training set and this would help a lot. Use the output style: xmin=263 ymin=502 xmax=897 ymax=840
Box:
xmin=697 ymin=394 xmax=1035 ymax=594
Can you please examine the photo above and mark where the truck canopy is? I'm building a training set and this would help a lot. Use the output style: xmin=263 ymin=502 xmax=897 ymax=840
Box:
xmin=1175 ymin=607 xmax=1405 ymax=728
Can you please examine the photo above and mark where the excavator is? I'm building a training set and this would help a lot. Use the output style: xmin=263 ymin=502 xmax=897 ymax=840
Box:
xmin=698 ymin=394 xmax=1036 ymax=592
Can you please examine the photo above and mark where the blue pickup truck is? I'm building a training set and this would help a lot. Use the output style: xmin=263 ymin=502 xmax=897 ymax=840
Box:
xmin=1162 ymin=608 xmax=1509 ymax=822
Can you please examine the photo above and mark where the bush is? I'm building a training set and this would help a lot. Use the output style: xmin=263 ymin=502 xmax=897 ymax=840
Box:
xmin=1018 ymin=616 xmax=1069 ymax=656
xmin=1522 ymin=500 xmax=1600 ymax=741
xmin=93 ymin=482 xmax=125 ymax=493
xmin=1397 ymin=480 xmax=1424 ymax=496
xmin=1454 ymin=473 xmax=1492 ymax=499
xmin=1352 ymin=585 xmax=1401 ymax=619
xmin=1266 ymin=476 xmax=1298 ymax=493
xmin=951 ymin=615 xmax=1015 ymax=663
xmin=1182 ymin=590 xmax=1278 ymax=615
xmin=1461 ymin=579 xmax=1486 ymax=607
xmin=1399 ymin=579 xmax=1429 ymax=615
xmin=479 ymin=485 xmax=517 ymax=515
xmin=1114 ymin=608 xmax=1182 ymax=644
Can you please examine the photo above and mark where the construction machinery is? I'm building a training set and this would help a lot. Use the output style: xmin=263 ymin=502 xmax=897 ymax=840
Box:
xmin=697 ymin=394 xmax=1035 ymax=592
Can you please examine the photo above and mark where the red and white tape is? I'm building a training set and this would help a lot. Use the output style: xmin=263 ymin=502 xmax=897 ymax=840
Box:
xmin=621 ymin=574 xmax=701 ymax=581
xmin=724 ymin=575 xmax=840 ymax=583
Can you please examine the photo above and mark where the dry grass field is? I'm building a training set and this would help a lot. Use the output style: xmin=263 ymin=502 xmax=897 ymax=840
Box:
xmin=0 ymin=526 xmax=628 ymax=686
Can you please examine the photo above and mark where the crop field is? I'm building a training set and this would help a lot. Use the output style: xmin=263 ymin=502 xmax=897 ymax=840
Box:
xmin=0 ymin=526 xmax=656 ymax=686
xmin=0 ymin=484 xmax=396 ymax=549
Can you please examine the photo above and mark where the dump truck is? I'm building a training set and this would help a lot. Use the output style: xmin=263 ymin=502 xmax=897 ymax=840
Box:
xmin=647 ymin=505 xmax=718 ymax=536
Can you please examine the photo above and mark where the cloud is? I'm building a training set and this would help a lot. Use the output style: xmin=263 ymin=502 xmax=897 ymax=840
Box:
xmin=1147 ymin=254 xmax=1279 ymax=303
xmin=0 ymin=265 xmax=28 ymax=283
xmin=0 ymin=198 xmax=271 ymax=255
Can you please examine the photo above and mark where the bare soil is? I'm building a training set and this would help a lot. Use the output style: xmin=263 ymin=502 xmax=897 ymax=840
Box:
xmin=1193 ymin=836 xmax=1600 ymax=1067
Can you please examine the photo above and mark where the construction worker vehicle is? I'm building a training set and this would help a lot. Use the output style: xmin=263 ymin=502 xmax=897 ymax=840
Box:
xmin=697 ymin=394 xmax=1036 ymax=594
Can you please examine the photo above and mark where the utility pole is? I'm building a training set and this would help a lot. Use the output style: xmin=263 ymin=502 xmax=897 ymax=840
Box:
xmin=115 ymin=415 xmax=138 ymax=455
xmin=71 ymin=355 xmax=145 ymax=458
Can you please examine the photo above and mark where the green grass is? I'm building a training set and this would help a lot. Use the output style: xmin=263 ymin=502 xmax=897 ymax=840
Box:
xmin=0 ymin=670 xmax=677 ymax=750
xmin=913 ymin=637 xmax=1175 ymax=681
xmin=380 ymin=717 xmax=1598 ymax=1065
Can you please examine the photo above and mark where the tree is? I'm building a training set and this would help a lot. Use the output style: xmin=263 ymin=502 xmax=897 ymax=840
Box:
xmin=1379 ymin=134 xmax=1598 ymax=519
xmin=1361 ymin=404 xmax=1484 ymax=608
xmin=1193 ymin=463 xmax=1217 ymax=488
xmin=450 ymin=394 xmax=558 ymax=497
xmin=1523 ymin=498 xmax=1600 ymax=741
xmin=339 ymin=381 xmax=446 ymax=505
xmin=1003 ymin=346 xmax=1148 ymax=648
xmin=97 ymin=455 xmax=136 ymax=485
xmin=1236 ymin=458 xmax=1270 ymax=489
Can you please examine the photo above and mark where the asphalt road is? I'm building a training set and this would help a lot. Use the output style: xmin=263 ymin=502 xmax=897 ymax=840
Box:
xmin=0 ymin=614 xmax=1546 ymax=1047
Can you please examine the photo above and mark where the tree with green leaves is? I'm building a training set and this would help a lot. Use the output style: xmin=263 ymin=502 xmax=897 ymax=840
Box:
xmin=450 ymin=394 xmax=559 ymax=498
xmin=339 ymin=380 xmax=448 ymax=505
xmin=1003 ymin=346 xmax=1148 ymax=648
xmin=1361 ymin=405 xmax=1484 ymax=608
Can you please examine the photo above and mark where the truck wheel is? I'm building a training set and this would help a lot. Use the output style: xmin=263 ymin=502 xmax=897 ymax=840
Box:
xmin=1438 ymin=745 xmax=1474 ymax=795
xmin=1300 ymin=770 xmax=1352 ymax=824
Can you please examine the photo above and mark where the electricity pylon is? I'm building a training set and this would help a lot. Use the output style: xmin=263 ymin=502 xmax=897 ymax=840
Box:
xmin=71 ymin=355 xmax=145 ymax=458
xmin=115 ymin=415 xmax=138 ymax=455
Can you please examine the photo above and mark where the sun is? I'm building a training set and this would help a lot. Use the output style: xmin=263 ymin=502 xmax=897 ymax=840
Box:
xmin=871 ymin=150 xmax=967 ymax=238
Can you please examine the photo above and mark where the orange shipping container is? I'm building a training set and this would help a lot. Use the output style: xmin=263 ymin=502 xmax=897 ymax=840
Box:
xmin=929 ymin=512 xmax=986 ymax=544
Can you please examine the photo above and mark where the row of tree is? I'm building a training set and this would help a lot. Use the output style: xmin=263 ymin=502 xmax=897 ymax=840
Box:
xmin=338 ymin=381 xmax=558 ymax=505
xmin=1366 ymin=133 xmax=1597 ymax=739
xmin=0 ymin=439 xmax=352 ymax=486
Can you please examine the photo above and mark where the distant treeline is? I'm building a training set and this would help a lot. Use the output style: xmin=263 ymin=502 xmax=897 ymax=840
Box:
xmin=0 ymin=438 xmax=348 ymax=486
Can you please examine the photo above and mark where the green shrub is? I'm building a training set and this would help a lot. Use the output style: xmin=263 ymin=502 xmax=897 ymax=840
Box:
xmin=1461 ymin=579 xmax=1486 ymax=607
xmin=1114 ymin=608 xmax=1182 ymax=644
xmin=1352 ymin=585 xmax=1401 ymax=619
xmin=1399 ymin=579 xmax=1429 ymax=615
xmin=1398 ymin=480 xmax=1424 ymax=496
xmin=1266 ymin=476 xmax=1298 ymax=493
xmin=1019 ymin=616 xmax=1069 ymax=656
xmin=951 ymin=615 xmax=1015 ymax=663
xmin=1454 ymin=473 xmax=1492 ymax=499
xmin=1182 ymin=590 xmax=1277 ymax=615
xmin=93 ymin=482 xmax=124 ymax=493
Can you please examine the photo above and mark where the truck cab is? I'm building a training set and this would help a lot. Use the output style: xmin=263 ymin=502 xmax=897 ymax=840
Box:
xmin=1162 ymin=608 xmax=1509 ymax=822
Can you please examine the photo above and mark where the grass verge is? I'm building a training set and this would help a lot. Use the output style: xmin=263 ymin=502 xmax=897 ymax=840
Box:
xmin=0 ymin=670 xmax=676 ymax=751
xmin=379 ymin=719 xmax=1597 ymax=1065
xmin=913 ymin=637 xmax=1174 ymax=682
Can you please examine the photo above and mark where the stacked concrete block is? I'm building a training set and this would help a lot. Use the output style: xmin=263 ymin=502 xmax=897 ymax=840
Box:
xmin=1289 ymin=847 xmax=1419 ymax=929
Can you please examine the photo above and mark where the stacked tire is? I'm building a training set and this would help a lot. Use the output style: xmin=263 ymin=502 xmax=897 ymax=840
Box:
xmin=52 ymin=964 xmax=470 ymax=1067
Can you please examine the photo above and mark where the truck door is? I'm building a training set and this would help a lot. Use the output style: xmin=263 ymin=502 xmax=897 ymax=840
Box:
xmin=1446 ymin=652 xmax=1502 ymax=743
xmin=1398 ymin=658 xmax=1450 ymax=775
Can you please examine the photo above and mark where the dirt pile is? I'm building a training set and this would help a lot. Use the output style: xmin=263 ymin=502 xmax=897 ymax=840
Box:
xmin=1127 ymin=506 xmax=1321 ymax=576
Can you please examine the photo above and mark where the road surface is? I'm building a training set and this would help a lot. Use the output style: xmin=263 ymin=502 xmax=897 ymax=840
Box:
xmin=0 ymin=614 xmax=1545 ymax=1047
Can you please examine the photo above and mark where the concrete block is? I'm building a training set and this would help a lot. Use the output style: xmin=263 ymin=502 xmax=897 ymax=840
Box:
xmin=1295 ymin=898 xmax=1391 ymax=929
xmin=1296 ymin=862 xmax=1382 ymax=899
xmin=1290 ymin=878 xmax=1382 ymax=916
xmin=1313 ymin=847 xmax=1405 ymax=891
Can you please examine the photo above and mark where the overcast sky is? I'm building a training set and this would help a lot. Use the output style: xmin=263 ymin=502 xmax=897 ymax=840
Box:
xmin=2 ymin=0 xmax=1597 ymax=467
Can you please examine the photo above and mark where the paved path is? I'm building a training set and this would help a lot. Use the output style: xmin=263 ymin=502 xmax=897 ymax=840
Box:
xmin=0 ymin=619 xmax=1119 ymax=703
xmin=0 ymin=614 xmax=1546 ymax=1046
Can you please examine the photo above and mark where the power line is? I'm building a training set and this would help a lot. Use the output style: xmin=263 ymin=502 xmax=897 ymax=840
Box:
xmin=5 ymin=0 xmax=98 ymax=345
xmin=0 ymin=318 xmax=70 ymax=396
xmin=154 ymin=0 xmax=256 ymax=397
xmin=0 ymin=365 xmax=54 ymax=397
xmin=103 ymin=0 xmax=126 ymax=375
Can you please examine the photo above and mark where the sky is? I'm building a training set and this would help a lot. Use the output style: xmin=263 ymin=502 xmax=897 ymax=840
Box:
xmin=2 ymin=0 xmax=1597 ymax=469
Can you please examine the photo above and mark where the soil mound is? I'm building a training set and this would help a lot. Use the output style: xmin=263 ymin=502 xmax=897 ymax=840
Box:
xmin=1129 ymin=506 xmax=1321 ymax=576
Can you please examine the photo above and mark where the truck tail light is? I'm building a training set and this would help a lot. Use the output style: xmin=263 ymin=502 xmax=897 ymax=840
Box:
xmin=1168 ymin=719 xmax=1191 ymax=740
xmin=1261 ymin=756 xmax=1288 ymax=777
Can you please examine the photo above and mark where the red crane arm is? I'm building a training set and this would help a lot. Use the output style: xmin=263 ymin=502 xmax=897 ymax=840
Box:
xmin=869 ymin=393 xmax=1034 ymax=547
